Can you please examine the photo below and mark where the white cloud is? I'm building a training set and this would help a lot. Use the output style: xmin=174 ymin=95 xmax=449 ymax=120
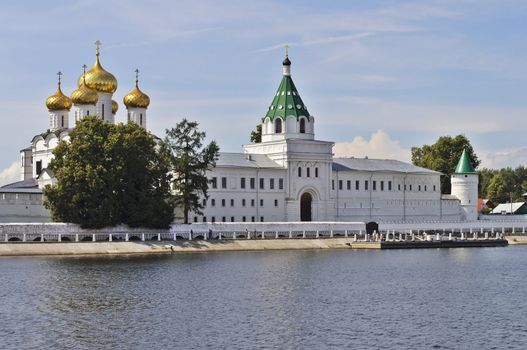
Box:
xmin=0 ymin=161 xmax=20 ymax=187
xmin=333 ymin=130 xmax=411 ymax=162
xmin=479 ymin=147 xmax=527 ymax=169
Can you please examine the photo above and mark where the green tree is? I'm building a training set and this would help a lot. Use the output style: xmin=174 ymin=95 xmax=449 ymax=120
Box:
xmin=44 ymin=116 xmax=175 ymax=228
xmin=164 ymin=119 xmax=219 ymax=224
xmin=487 ymin=173 xmax=510 ymax=204
xmin=250 ymin=124 xmax=262 ymax=143
xmin=411 ymin=135 xmax=480 ymax=194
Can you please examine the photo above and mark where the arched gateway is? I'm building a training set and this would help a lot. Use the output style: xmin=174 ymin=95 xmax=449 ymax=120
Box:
xmin=300 ymin=192 xmax=313 ymax=221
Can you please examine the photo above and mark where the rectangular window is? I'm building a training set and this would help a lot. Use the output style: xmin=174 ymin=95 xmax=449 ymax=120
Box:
xmin=211 ymin=199 xmax=215 ymax=207
xmin=418 ymin=185 xmax=421 ymax=191
xmin=259 ymin=178 xmax=264 ymax=189
xmin=250 ymin=178 xmax=255 ymax=189
xmin=194 ymin=217 xmax=198 ymax=223
xmin=388 ymin=181 xmax=392 ymax=191
xmin=242 ymin=199 xmax=246 ymax=207
xmin=270 ymin=178 xmax=275 ymax=189
xmin=404 ymin=184 xmax=407 ymax=191
xmin=251 ymin=216 xmax=255 ymax=222
xmin=36 ymin=160 xmax=42 ymax=176
xmin=410 ymin=185 xmax=413 ymax=191
xmin=260 ymin=199 xmax=264 ymax=207
xmin=339 ymin=180 xmax=343 ymax=190
xmin=398 ymin=184 xmax=401 ymax=191
xmin=332 ymin=180 xmax=335 ymax=190
xmin=279 ymin=178 xmax=284 ymax=190
xmin=355 ymin=180 xmax=359 ymax=190
xmin=230 ymin=199 xmax=234 ymax=207
xmin=221 ymin=199 xmax=226 ymax=207
xmin=373 ymin=181 xmax=377 ymax=191
xmin=433 ymin=185 xmax=436 ymax=191
xmin=260 ymin=217 xmax=264 ymax=222
xmin=231 ymin=217 xmax=235 ymax=222
xmin=222 ymin=216 xmax=226 ymax=222
xmin=242 ymin=216 xmax=246 ymax=222
xmin=347 ymin=180 xmax=351 ymax=190
xmin=241 ymin=177 xmax=246 ymax=189
xmin=251 ymin=199 xmax=255 ymax=207
xmin=202 ymin=216 xmax=207 ymax=222
xmin=298 ymin=167 xmax=302 ymax=177
xmin=221 ymin=177 xmax=227 ymax=189
xmin=274 ymin=199 xmax=278 ymax=207
xmin=211 ymin=216 xmax=215 ymax=223
xmin=365 ymin=181 xmax=369 ymax=191
xmin=202 ymin=199 xmax=206 ymax=206
xmin=315 ymin=167 xmax=319 ymax=178
xmin=425 ymin=185 xmax=427 ymax=191
xmin=307 ymin=168 xmax=311 ymax=177
xmin=210 ymin=177 xmax=217 ymax=189
xmin=381 ymin=181 xmax=384 ymax=191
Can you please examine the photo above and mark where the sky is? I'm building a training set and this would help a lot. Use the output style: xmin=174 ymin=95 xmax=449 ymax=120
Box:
xmin=0 ymin=0 xmax=526 ymax=185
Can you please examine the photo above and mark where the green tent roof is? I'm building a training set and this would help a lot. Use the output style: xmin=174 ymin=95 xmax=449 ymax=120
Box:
xmin=264 ymin=58 xmax=310 ymax=121
xmin=454 ymin=149 xmax=476 ymax=174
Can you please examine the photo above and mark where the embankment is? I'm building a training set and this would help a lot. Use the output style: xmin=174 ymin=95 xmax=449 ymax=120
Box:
xmin=0 ymin=238 xmax=354 ymax=257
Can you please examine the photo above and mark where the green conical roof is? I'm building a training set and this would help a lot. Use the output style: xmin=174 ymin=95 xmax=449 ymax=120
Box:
xmin=454 ymin=149 xmax=476 ymax=174
xmin=264 ymin=57 xmax=310 ymax=121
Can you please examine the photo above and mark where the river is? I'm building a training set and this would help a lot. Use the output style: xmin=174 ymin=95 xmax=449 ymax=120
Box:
xmin=1 ymin=247 xmax=526 ymax=349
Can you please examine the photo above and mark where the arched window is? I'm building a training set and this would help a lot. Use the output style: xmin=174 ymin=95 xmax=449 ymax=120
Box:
xmin=299 ymin=118 xmax=306 ymax=133
xmin=61 ymin=115 xmax=64 ymax=128
xmin=275 ymin=118 xmax=282 ymax=133
xmin=140 ymin=113 xmax=143 ymax=125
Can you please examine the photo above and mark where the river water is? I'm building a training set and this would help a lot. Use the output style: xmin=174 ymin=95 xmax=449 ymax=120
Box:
xmin=1 ymin=247 xmax=526 ymax=349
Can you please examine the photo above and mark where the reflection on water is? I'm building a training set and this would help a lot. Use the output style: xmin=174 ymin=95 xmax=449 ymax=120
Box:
xmin=1 ymin=248 xmax=527 ymax=349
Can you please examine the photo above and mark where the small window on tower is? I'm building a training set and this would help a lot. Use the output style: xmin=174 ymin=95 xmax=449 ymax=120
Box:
xmin=102 ymin=104 xmax=105 ymax=120
xmin=300 ymin=118 xmax=306 ymax=133
xmin=140 ymin=114 xmax=143 ymax=125
xmin=275 ymin=118 xmax=282 ymax=133
xmin=61 ymin=115 xmax=64 ymax=127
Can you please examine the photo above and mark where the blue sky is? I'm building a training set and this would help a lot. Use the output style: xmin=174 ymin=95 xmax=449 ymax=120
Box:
xmin=1 ymin=0 xmax=526 ymax=184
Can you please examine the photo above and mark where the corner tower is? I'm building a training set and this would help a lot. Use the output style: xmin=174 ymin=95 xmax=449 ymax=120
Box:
xmin=261 ymin=48 xmax=314 ymax=142
xmin=451 ymin=148 xmax=479 ymax=221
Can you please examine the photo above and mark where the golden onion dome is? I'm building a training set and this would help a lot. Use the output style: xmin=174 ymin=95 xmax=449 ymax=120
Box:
xmin=78 ymin=49 xmax=117 ymax=94
xmin=71 ymin=79 xmax=98 ymax=105
xmin=46 ymin=84 xmax=72 ymax=111
xmin=124 ymin=85 xmax=150 ymax=109
xmin=112 ymin=100 xmax=118 ymax=114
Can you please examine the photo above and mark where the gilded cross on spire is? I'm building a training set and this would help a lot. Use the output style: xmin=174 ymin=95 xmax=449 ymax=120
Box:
xmin=57 ymin=71 xmax=63 ymax=86
xmin=95 ymin=40 xmax=102 ymax=56
xmin=135 ymin=68 xmax=140 ymax=86
xmin=284 ymin=44 xmax=289 ymax=57
xmin=82 ymin=64 xmax=87 ymax=84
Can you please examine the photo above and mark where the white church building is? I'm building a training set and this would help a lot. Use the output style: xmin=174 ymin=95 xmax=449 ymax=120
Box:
xmin=0 ymin=45 xmax=479 ymax=224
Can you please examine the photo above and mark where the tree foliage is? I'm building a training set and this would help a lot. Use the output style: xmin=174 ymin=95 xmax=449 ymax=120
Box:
xmin=250 ymin=124 xmax=262 ymax=143
xmin=411 ymin=135 xmax=480 ymax=194
xmin=163 ymin=118 xmax=219 ymax=224
xmin=479 ymin=166 xmax=527 ymax=204
xmin=43 ymin=116 xmax=175 ymax=229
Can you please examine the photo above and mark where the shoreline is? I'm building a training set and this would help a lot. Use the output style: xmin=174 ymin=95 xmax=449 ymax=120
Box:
xmin=0 ymin=236 xmax=525 ymax=257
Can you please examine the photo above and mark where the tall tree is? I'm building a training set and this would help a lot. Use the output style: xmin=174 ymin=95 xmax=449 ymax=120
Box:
xmin=250 ymin=124 xmax=262 ymax=143
xmin=487 ymin=173 xmax=510 ymax=204
xmin=164 ymin=119 xmax=219 ymax=224
xmin=411 ymin=135 xmax=480 ymax=194
xmin=44 ymin=116 xmax=175 ymax=228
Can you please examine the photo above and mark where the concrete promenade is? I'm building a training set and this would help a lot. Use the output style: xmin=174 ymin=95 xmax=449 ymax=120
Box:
xmin=0 ymin=238 xmax=355 ymax=256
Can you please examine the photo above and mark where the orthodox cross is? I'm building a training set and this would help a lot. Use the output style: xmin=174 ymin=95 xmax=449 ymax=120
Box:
xmin=95 ymin=40 xmax=102 ymax=55
xmin=82 ymin=64 xmax=87 ymax=84
xmin=284 ymin=44 xmax=289 ymax=57
xmin=135 ymin=68 xmax=140 ymax=86
xmin=57 ymin=71 xmax=63 ymax=86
